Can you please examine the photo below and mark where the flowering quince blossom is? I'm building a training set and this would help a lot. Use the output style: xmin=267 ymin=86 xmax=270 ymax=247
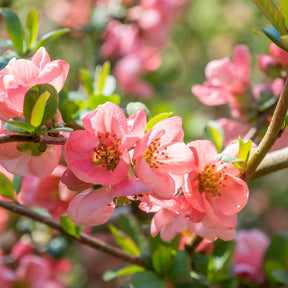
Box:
xmin=182 ymin=140 xmax=249 ymax=241
xmin=18 ymin=165 xmax=76 ymax=219
xmin=0 ymin=47 xmax=69 ymax=177
xmin=232 ymin=229 xmax=270 ymax=284
xmin=133 ymin=116 xmax=195 ymax=197
xmin=64 ymin=102 xmax=146 ymax=186
xmin=192 ymin=45 xmax=255 ymax=119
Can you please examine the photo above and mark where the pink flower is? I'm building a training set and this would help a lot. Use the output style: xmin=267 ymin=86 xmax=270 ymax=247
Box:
xmin=67 ymin=186 xmax=115 ymax=226
xmin=64 ymin=102 xmax=146 ymax=186
xmin=139 ymin=193 xmax=203 ymax=241
xmin=133 ymin=117 xmax=194 ymax=197
xmin=232 ymin=229 xmax=270 ymax=284
xmin=19 ymin=165 xmax=76 ymax=219
xmin=182 ymin=140 xmax=249 ymax=240
xmin=0 ymin=48 xmax=69 ymax=177
xmin=0 ymin=47 xmax=69 ymax=119
xmin=192 ymin=45 xmax=253 ymax=119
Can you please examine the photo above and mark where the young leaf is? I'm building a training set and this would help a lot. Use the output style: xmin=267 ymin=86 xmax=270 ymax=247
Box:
xmin=94 ymin=61 xmax=111 ymax=95
xmin=126 ymin=102 xmax=151 ymax=119
xmin=237 ymin=138 xmax=252 ymax=163
xmin=1 ymin=8 xmax=24 ymax=55
xmin=109 ymin=224 xmax=140 ymax=256
xmin=33 ymin=28 xmax=70 ymax=53
xmin=2 ymin=119 xmax=35 ymax=134
xmin=103 ymin=265 xmax=145 ymax=281
xmin=24 ymin=84 xmax=58 ymax=126
xmin=89 ymin=94 xmax=120 ymax=109
xmin=204 ymin=121 xmax=224 ymax=153
xmin=280 ymin=0 xmax=288 ymax=28
xmin=60 ymin=216 xmax=84 ymax=238
xmin=254 ymin=26 xmax=287 ymax=51
xmin=79 ymin=69 xmax=94 ymax=96
xmin=30 ymin=91 xmax=51 ymax=127
xmin=152 ymin=244 xmax=175 ymax=275
xmin=13 ymin=175 xmax=22 ymax=195
xmin=132 ymin=271 xmax=168 ymax=288
xmin=146 ymin=112 xmax=173 ymax=132
xmin=25 ymin=8 xmax=39 ymax=52
xmin=251 ymin=0 xmax=287 ymax=35
xmin=0 ymin=173 xmax=14 ymax=200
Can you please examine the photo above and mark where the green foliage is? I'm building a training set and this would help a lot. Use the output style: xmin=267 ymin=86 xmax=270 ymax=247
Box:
xmin=24 ymin=84 xmax=58 ymax=129
xmin=60 ymin=216 xmax=84 ymax=239
xmin=108 ymin=224 xmax=141 ymax=256
xmin=12 ymin=175 xmax=22 ymax=195
xmin=264 ymin=233 xmax=288 ymax=285
xmin=251 ymin=0 xmax=287 ymax=35
xmin=2 ymin=118 xmax=35 ymax=134
xmin=280 ymin=0 xmax=288 ymax=31
xmin=103 ymin=265 xmax=145 ymax=281
xmin=146 ymin=112 xmax=173 ymax=132
xmin=1 ymin=8 xmax=24 ymax=55
xmin=204 ymin=120 xmax=224 ymax=152
xmin=0 ymin=172 xmax=14 ymax=199
xmin=126 ymin=102 xmax=151 ymax=119
xmin=25 ymin=8 xmax=39 ymax=52
xmin=132 ymin=271 xmax=168 ymax=288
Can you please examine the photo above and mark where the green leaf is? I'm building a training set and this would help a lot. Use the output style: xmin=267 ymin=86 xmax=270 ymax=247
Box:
xmin=103 ymin=265 xmax=144 ymax=281
xmin=132 ymin=271 xmax=168 ymax=288
xmin=94 ymin=61 xmax=110 ymax=95
xmin=146 ymin=112 xmax=173 ymax=132
xmin=280 ymin=0 xmax=288 ymax=29
xmin=25 ymin=8 xmax=39 ymax=52
xmin=168 ymin=250 xmax=192 ymax=282
xmin=79 ymin=69 xmax=94 ymax=95
xmin=204 ymin=121 xmax=224 ymax=153
xmin=118 ymin=214 xmax=147 ymax=253
xmin=33 ymin=28 xmax=70 ymax=53
xmin=215 ymin=153 xmax=241 ymax=164
xmin=251 ymin=0 xmax=287 ymax=35
xmin=272 ymin=270 xmax=288 ymax=285
xmin=109 ymin=224 xmax=140 ymax=256
xmin=60 ymin=216 xmax=84 ymax=238
xmin=89 ymin=94 xmax=120 ymax=109
xmin=280 ymin=34 xmax=288 ymax=51
xmin=254 ymin=25 xmax=287 ymax=51
xmin=2 ymin=119 xmax=35 ymax=134
xmin=46 ymin=127 xmax=74 ymax=133
xmin=0 ymin=173 xmax=14 ymax=200
xmin=30 ymin=91 xmax=51 ymax=127
xmin=24 ymin=84 xmax=58 ymax=126
xmin=1 ymin=8 xmax=24 ymax=55
xmin=13 ymin=175 xmax=22 ymax=195
xmin=237 ymin=138 xmax=252 ymax=163
xmin=264 ymin=233 xmax=288 ymax=283
xmin=126 ymin=102 xmax=151 ymax=119
xmin=152 ymin=244 xmax=175 ymax=275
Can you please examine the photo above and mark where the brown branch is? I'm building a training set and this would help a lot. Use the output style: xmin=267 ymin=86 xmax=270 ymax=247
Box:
xmin=0 ymin=200 xmax=143 ymax=267
xmin=243 ymin=79 xmax=288 ymax=181
xmin=0 ymin=135 xmax=68 ymax=145
xmin=251 ymin=147 xmax=288 ymax=179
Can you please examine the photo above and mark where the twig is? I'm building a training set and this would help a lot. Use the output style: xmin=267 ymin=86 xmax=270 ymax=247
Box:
xmin=251 ymin=147 xmax=288 ymax=179
xmin=0 ymin=135 xmax=68 ymax=145
xmin=0 ymin=200 xmax=144 ymax=267
xmin=243 ymin=79 xmax=288 ymax=181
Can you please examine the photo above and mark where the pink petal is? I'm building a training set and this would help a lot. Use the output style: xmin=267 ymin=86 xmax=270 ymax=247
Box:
xmin=67 ymin=188 xmax=115 ymax=226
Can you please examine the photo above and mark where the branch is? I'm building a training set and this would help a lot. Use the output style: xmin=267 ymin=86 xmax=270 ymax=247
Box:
xmin=0 ymin=134 xmax=68 ymax=145
xmin=243 ymin=79 xmax=288 ymax=181
xmin=0 ymin=200 xmax=143 ymax=267
xmin=251 ymin=147 xmax=288 ymax=179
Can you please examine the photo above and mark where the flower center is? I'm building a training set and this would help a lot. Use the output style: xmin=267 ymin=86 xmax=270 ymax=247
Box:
xmin=197 ymin=164 xmax=227 ymax=196
xmin=93 ymin=132 xmax=122 ymax=171
xmin=143 ymin=137 xmax=168 ymax=169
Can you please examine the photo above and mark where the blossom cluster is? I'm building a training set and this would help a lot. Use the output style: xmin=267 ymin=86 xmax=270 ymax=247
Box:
xmin=0 ymin=238 xmax=72 ymax=288
xmin=46 ymin=0 xmax=186 ymax=98
xmin=192 ymin=44 xmax=288 ymax=151
xmin=0 ymin=45 xmax=251 ymax=244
